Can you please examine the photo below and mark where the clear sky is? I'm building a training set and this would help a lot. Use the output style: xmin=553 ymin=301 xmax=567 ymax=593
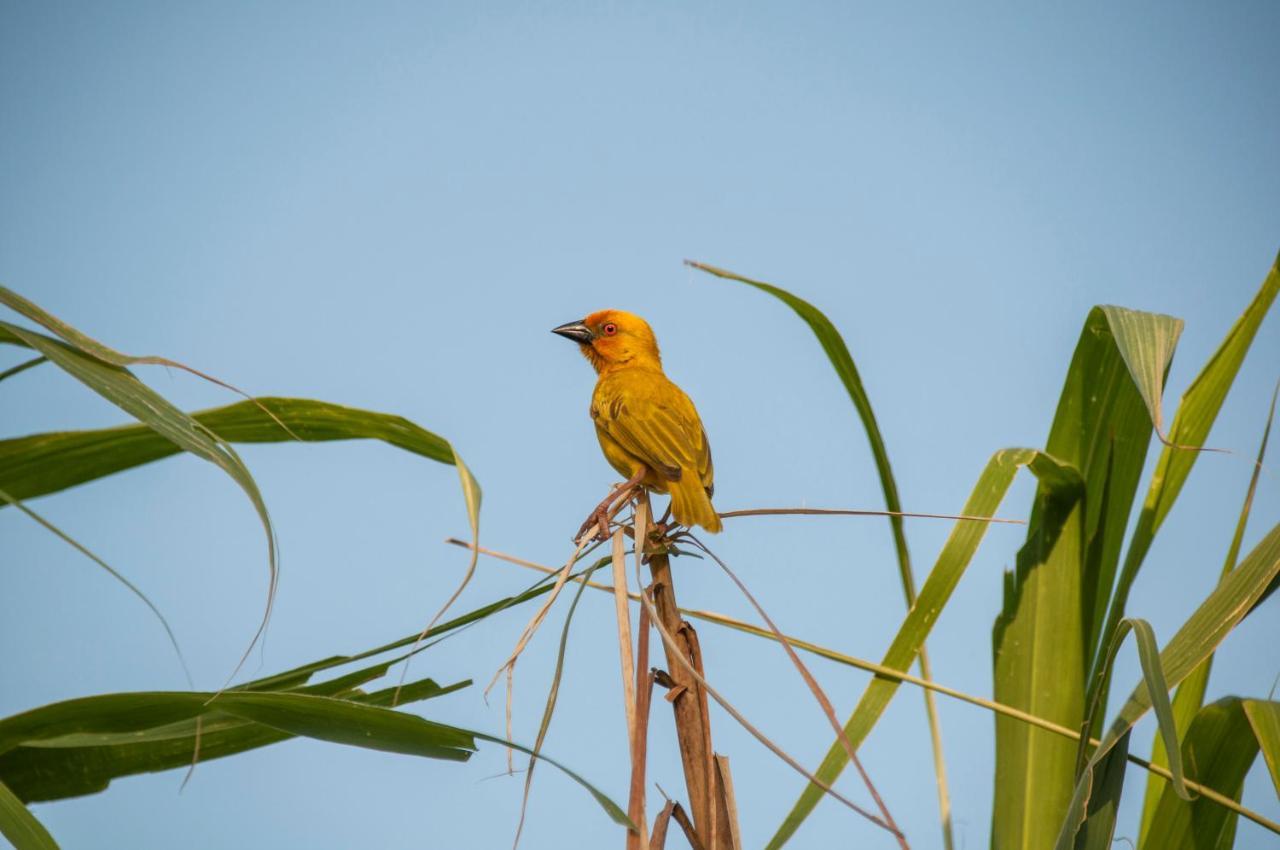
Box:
xmin=3 ymin=2 xmax=1278 ymax=848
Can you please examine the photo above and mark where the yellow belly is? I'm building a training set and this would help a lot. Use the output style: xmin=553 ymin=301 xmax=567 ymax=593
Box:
xmin=595 ymin=425 xmax=670 ymax=492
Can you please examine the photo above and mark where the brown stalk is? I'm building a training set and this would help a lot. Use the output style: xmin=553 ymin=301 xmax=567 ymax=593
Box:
xmin=637 ymin=496 xmax=730 ymax=848
xmin=669 ymin=801 xmax=707 ymax=850
xmin=650 ymin=800 xmax=676 ymax=850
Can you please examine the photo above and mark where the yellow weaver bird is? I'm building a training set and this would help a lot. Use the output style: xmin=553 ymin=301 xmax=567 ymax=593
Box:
xmin=553 ymin=310 xmax=722 ymax=537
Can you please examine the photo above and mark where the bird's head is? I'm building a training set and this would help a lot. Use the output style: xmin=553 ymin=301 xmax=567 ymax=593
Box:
xmin=551 ymin=309 xmax=661 ymax=373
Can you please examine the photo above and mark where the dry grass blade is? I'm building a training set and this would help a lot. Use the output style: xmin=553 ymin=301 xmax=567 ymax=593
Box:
xmin=630 ymin=604 xmax=655 ymax=850
xmin=687 ymin=535 xmax=908 ymax=849
xmin=630 ymin=547 xmax=902 ymax=839
xmin=610 ymin=529 xmax=647 ymax=848
xmin=510 ymin=556 xmax=605 ymax=849
xmin=455 ymin=537 xmax=1280 ymax=837
xmin=650 ymin=799 xmax=676 ymax=850
xmin=719 ymin=506 xmax=1023 ymax=525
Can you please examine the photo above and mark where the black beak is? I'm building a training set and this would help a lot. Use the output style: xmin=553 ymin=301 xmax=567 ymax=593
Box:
xmin=551 ymin=319 xmax=594 ymax=344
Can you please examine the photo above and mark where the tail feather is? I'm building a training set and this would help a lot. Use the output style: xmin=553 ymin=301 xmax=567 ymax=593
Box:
xmin=669 ymin=478 xmax=722 ymax=533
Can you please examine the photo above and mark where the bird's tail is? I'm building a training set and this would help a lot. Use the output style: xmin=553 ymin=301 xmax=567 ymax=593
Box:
xmin=669 ymin=478 xmax=722 ymax=533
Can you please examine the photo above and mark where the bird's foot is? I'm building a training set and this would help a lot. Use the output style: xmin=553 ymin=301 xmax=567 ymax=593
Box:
xmin=574 ymin=470 xmax=648 ymax=544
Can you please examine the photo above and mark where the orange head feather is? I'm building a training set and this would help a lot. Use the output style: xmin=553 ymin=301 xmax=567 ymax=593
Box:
xmin=552 ymin=310 xmax=662 ymax=373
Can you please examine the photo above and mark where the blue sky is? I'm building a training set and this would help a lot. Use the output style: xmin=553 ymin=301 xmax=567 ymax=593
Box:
xmin=2 ymin=2 xmax=1279 ymax=847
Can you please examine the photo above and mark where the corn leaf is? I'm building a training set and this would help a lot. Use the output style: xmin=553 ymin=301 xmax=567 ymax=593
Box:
xmin=0 ymin=779 xmax=57 ymax=850
xmin=1243 ymin=700 xmax=1280 ymax=798
xmin=1096 ymin=253 xmax=1279 ymax=740
xmin=688 ymin=260 xmax=957 ymax=850
xmin=1057 ymin=519 xmax=1280 ymax=847
xmin=1059 ymin=619 xmax=1186 ymax=850
xmin=0 ymin=321 xmax=281 ymax=678
xmin=0 ymin=677 xmax=462 ymax=803
xmin=992 ymin=304 xmax=1177 ymax=850
xmin=1140 ymin=698 xmax=1266 ymax=850
xmin=767 ymin=448 xmax=1080 ymax=848
xmin=0 ymin=397 xmax=459 ymax=503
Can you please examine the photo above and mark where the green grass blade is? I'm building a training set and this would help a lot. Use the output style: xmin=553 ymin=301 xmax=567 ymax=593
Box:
xmin=0 ymin=355 xmax=46 ymax=383
xmin=471 ymin=728 xmax=634 ymax=829
xmin=1137 ymin=377 xmax=1277 ymax=841
xmin=0 ymin=321 xmax=280 ymax=684
xmin=1243 ymin=700 xmax=1280 ymax=798
xmin=1140 ymin=698 xmax=1264 ymax=850
xmin=688 ymin=259 xmax=956 ymax=850
xmin=1055 ymin=519 xmax=1280 ymax=847
xmin=0 ymin=396 xmax=459 ymax=502
xmin=0 ymin=487 xmax=190 ymax=685
xmin=766 ymin=448 xmax=1080 ymax=848
xmin=0 ymin=678 xmax=464 ymax=803
xmin=1058 ymin=619 xmax=1186 ymax=850
xmin=0 ymin=690 xmax=475 ymax=767
xmin=516 ymin=558 xmax=610 ymax=845
xmin=1105 ymin=518 xmax=1280 ymax=746
xmin=0 ymin=779 xmax=57 ymax=850
xmin=1092 ymin=253 xmax=1280 ymax=724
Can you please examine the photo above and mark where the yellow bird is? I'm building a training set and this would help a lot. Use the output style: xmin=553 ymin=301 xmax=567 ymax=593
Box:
xmin=552 ymin=310 xmax=722 ymax=535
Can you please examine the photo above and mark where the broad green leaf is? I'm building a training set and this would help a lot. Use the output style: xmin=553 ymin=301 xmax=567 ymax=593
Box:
xmin=0 ymin=691 xmax=471 ymax=761
xmin=1139 ymin=377 xmax=1277 ymax=841
xmin=1244 ymin=700 xmax=1280 ymax=799
xmin=1141 ymin=698 xmax=1264 ymax=850
xmin=1069 ymin=729 xmax=1131 ymax=850
xmin=690 ymin=260 xmax=954 ymax=850
xmin=766 ymin=448 xmax=1080 ymax=848
xmin=1100 ymin=305 xmax=1184 ymax=437
xmin=0 ymin=779 xmax=57 ymax=850
xmin=1097 ymin=252 xmax=1279 ymax=739
xmin=0 ymin=397 xmax=459 ymax=503
xmin=993 ymin=305 xmax=1174 ymax=850
xmin=0 ymin=678 xmax=461 ymax=803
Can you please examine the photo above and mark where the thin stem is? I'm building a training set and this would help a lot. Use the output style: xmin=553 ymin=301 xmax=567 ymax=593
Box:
xmin=718 ymin=506 xmax=1023 ymax=525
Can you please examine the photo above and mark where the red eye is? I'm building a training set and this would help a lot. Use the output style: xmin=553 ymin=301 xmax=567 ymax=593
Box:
xmin=602 ymin=322 xmax=618 ymax=336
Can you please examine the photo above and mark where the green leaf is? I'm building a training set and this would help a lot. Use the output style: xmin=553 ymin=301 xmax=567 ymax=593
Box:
xmin=766 ymin=448 xmax=1080 ymax=848
xmin=1138 ymin=376 xmax=1277 ymax=842
xmin=1097 ymin=252 xmax=1279 ymax=738
xmin=1100 ymin=305 xmax=1184 ymax=437
xmin=0 ymin=677 xmax=463 ymax=803
xmin=0 ymin=779 xmax=57 ymax=850
xmin=0 ymin=321 xmax=280 ymax=680
xmin=1057 ymin=520 xmax=1280 ymax=846
xmin=1243 ymin=700 xmax=1280 ymax=799
xmin=1058 ymin=619 xmax=1186 ymax=850
xmin=992 ymin=304 xmax=1177 ymax=850
xmin=689 ymin=260 xmax=956 ymax=850
xmin=0 ymin=397 xmax=459 ymax=503
xmin=1140 ymin=698 xmax=1265 ymax=850
xmin=0 ymin=486 xmax=190 ymax=685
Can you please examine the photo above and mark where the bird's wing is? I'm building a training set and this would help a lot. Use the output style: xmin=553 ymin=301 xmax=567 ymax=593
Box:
xmin=595 ymin=385 xmax=708 ymax=485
